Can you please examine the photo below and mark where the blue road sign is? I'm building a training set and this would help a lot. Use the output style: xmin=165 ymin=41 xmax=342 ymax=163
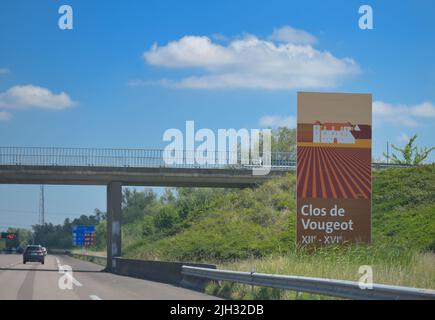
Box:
xmin=72 ymin=225 xmax=96 ymax=246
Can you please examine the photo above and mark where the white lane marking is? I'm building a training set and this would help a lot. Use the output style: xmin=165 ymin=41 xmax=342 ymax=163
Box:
xmin=89 ymin=295 xmax=102 ymax=300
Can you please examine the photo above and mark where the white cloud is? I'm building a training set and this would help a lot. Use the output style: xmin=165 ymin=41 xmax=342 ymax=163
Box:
xmin=140 ymin=27 xmax=359 ymax=90
xmin=410 ymin=101 xmax=435 ymax=117
xmin=0 ymin=85 xmax=75 ymax=110
xmin=0 ymin=68 xmax=10 ymax=75
xmin=259 ymin=115 xmax=296 ymax=128
xmin=144 ymin=36 xmax=234 ymax=69
xmin=268 ymin=26 xmax=317 ymax=45
xmin=373 ymin=101 xmax=435 ymax=127
xmin=0 ymin=111 xmax=12 ymax=121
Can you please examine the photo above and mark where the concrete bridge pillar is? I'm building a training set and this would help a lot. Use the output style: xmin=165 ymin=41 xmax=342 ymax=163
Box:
xmin=106 ymin=181 xmax=122 ymax=271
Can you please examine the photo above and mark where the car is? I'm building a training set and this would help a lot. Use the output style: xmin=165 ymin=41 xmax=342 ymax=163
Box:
xmin=23 ymin=245 xmax=45 ymax=264
xmin=42 ymin=247 xmax=47 ymax=256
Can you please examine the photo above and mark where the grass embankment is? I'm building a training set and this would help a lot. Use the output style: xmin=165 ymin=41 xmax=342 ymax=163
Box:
xmin=210 ymin=249 xmax=434 ymax=299
xmin=122 ymin=165 xmax=434 ymax=298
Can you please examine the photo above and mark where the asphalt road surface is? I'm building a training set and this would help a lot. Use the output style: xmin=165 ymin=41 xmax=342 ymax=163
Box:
xmin=0 ymin=254 xmax=218 ymax=300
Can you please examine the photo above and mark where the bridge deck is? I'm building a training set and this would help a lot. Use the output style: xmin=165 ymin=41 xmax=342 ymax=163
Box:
xmin=0 ymin=165 xmax=290 ymax=187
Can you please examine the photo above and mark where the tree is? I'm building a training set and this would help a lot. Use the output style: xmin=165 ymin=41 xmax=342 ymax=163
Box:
xmin=271 ymin=127 xmax=296 ymax=154
xmin=154 ymin=205 xmax=180 ymax=233
xmin=4 ymin=228 xmax=32 ymax=249
xmin=384 ymin=134 xmax=434 ymax=165
xmin=122 ymin=188 xmax=157 ymax=224
xmin=160 ymin=188 xmax=176 ymax=205
xmin=94 ymin=208 xmax=106 ymax=221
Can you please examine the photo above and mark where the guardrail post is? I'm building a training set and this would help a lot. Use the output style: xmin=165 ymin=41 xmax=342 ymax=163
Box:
xmin=106 ymin=181 xmax=122 ymax=272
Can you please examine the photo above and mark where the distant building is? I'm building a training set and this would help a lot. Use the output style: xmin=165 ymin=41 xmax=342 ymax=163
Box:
xmin=313 ymin=121 xmax=359 ymax=144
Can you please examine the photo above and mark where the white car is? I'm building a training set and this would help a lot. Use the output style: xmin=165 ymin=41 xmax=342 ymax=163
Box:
xmin=42 ymin=247 xmax=47 ymax=256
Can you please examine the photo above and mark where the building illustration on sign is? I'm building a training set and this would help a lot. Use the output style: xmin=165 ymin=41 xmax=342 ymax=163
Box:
xmin=313 ymin=121 xmax=359 ymax=144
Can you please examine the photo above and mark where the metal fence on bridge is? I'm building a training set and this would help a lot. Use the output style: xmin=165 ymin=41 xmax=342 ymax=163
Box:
xmin=0 ymin=146 xmax=414 ymax=170
xmin=0 ymin=146 xmax=295 ymax=170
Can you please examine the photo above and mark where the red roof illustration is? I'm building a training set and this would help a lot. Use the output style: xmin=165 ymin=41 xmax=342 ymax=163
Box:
xmin=319 ymin=122 xmax=353 ymax=130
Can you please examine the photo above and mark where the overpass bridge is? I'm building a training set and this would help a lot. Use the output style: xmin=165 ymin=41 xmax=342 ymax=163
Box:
xmin=0 ymin=146 xmax=410 ymax=272
xmin=0 ymin=146 xmax=294 ymax=187
xmin=0 ymin=146 xmax=294 ymax=271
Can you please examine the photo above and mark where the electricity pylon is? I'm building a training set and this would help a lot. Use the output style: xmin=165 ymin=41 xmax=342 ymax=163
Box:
xmin=39 ymin=185 xmax=45 ymax=225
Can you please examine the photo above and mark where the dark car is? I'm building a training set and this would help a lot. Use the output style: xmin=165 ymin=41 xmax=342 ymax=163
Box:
xmin=23 ymin=245 xmax=45 ymax=264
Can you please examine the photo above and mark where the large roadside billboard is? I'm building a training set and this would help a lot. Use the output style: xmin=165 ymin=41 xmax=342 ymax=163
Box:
xmin=297 ymin=92 xmax=372 ymax=246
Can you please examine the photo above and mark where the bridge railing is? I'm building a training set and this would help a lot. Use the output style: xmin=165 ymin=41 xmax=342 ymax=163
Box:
xmin=0 ymin=146 xmax=416 ymax=170
xmin=0 ymin=146 xmax=295 ymax=169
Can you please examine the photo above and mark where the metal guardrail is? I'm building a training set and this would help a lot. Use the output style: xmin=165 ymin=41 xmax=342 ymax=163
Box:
xmin=70 ymin=252 xmax=107 ymax=262
xmin=182 ymin=266 xmax=435 ymax=300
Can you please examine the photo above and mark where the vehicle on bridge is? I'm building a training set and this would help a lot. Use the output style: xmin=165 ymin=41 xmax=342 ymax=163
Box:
xmin=23 ymin=245 xmax=45 ymax=264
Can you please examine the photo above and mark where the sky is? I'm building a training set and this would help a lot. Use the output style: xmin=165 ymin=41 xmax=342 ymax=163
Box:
xmin=0 ymin=0 xmax=434 ymax=230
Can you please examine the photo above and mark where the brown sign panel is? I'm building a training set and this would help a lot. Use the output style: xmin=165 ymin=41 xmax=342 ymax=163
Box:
xmin=297 ymin=92 xmax=372 ymax=246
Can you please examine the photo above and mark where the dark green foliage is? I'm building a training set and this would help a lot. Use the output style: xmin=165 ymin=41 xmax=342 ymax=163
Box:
xmin=372 ymin=164 xmax=435 ymax=212
xmin=122 ymin=172 xmax=296 ymax=261
xmin=122 ymin=188 xmax=157 ymax=224
xmin=153 ymin=205 xmax=180 ymax=233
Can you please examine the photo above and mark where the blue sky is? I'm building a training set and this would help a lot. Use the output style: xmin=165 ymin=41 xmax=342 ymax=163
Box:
xmin=0 ymin=0 xmax=434 ymax=230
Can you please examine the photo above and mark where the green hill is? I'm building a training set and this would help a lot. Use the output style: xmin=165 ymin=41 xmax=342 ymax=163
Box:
xmin=123 ymin=165 xmax=435 ymax=263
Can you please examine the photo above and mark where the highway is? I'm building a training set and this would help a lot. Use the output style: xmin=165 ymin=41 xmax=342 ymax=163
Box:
xmin=0 ymin=254 xmax=218 ymax=300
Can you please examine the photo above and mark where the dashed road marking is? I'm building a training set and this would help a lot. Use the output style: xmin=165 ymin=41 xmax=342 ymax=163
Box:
xmin=89 ymin=295 xmax=102 ymax=300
